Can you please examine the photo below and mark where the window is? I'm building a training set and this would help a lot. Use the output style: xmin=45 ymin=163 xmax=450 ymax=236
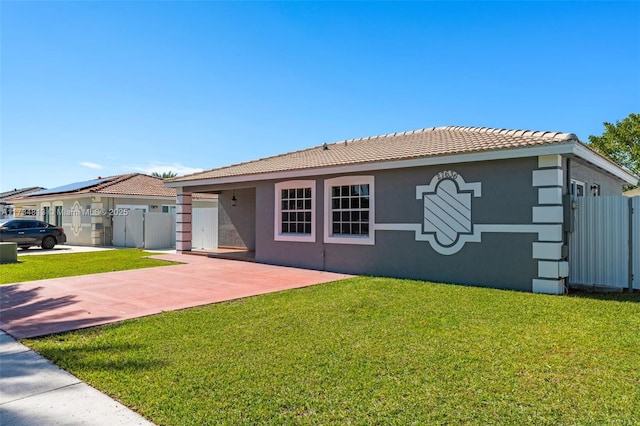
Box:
xmin=55 ymin=205 xmax=63 ymax=227
xmin=43 ymin=206 xmax=50 ymax=223
xmin=274 ymin=180 xmax=316 ymax=242
xmin=590 ymin=183 xmax=601 ymax=197
xmin=162 ymin=205 xmax=176 ymax=213
xmin=570 ymin=179 xmax=585 ymax=198
xmin=324 ymin=176 xmax=375 ymax=245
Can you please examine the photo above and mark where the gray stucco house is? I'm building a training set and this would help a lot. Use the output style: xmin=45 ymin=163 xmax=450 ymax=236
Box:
xmin=165 ymin=126 xmax=637 ymax=294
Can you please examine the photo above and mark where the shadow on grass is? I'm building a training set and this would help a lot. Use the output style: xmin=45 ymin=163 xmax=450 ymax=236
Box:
xmin=0 ymin=285 xmax=118 ymax=339
xmin=27 ymin=339 xmax=168 ymax=372
xmin=568 ymin=289 xmax=640 ymax=303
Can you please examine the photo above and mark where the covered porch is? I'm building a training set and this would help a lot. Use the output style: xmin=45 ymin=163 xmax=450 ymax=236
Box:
xmin=174 ymin=185 xmax=257 ymax=260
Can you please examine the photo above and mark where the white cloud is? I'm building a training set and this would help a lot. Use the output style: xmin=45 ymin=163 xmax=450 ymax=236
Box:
xmin=131 ymin=163 xmax=204 ymax=177
xmin=80 ymin=161 xmax=103 ymax=169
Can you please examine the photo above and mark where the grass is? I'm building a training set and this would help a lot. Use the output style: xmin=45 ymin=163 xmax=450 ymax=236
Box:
xmin=0 ymin=249 xmax=179 ymax=284
xmin=25 ymin=277 xmax=640 ymax=425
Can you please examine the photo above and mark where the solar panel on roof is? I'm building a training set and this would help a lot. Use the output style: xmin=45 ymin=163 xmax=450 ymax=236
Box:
xmin=28 ymin=178 xmax=113 ymax=196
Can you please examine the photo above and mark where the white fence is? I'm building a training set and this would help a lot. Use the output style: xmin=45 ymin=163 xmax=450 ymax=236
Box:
xmin=112 ymin=208 xmax=217 ymax=250
xmin=113 ymin=210 xmax=174 ymax=249
xmin=144 ymin=212 xmax=176 ymax=249
xmin=192 ymin=208 xmax=218 ymax=250
xmin=569 ymin=196 xmax=638 ymax=290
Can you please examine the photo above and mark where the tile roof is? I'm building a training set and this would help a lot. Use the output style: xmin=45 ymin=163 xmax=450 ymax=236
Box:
xmin=8 ymin=174 xmax=215 ymax=201
xmin=171 ymin=125 xmax=579 ymax=182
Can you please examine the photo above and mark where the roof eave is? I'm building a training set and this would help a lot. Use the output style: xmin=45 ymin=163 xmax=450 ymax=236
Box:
xmin=573 ymin=143 xmax=638 ymax=185
xmin=166 ymin=142 xmax=578 ymax=189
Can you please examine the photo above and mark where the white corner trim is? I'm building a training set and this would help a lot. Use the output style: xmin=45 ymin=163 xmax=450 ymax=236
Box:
xmin=532 ymin=242 xmax=563 ymax=260
xmin=538 ymin=154 xmax=562 ymax=168
xmin=532 ymin=279 xmax=564 ymax=295
xmin=532 ymin=206 xmax=564 ymax=223
xmin=532 ymin=169 xmax=563 ymax=187
xmin=538 ymin=187 xmax=563 ymax=205
xmin=274 ymin=180 xmax=316 ymax=243
xmin=538 ymin=260 xmax=569 ymax=279
xmin=573 ymin=144 xmax=638 ymax=185
xmin=324 ymin=176 xmax=375 ymax=245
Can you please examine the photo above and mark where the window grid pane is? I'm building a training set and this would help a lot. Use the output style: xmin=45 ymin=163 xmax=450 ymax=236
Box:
xmin=330 ymin=184 xmax=370 ymax=236
xmin=281 ymin=187 xmax=312 ymax=235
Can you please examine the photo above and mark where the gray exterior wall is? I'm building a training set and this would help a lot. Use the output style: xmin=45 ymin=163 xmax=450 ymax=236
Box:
xmin=565 ymin=157 xmax=624 ymax=196
xmin=255 ymin=157 xmax=539 ymax=291
xmin=219 ymin=188 xmax=256 ymax=249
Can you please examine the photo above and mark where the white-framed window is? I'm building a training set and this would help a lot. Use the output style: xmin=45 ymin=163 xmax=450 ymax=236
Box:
xmin=42 ymin=206 xmax=51 ymax=223
xmin=570 ymin=179 xmax=585 ymax=198
xmin=590 ymin=183 xmax=601 ymax=197
xmin=162 ymin=205 xmax=176 ymax=214
xmin=324 ymin=176 xmax=375 ymax=245
xmin=274 ymin=180 xmax=316 ymax=242
xmin=54 ymin=204 xmax=63 ymax=227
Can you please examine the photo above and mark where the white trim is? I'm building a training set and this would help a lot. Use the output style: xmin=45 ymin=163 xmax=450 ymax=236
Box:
xmin=538 ymin=154 xmax=562 ymax=168
xmin=324 ymin=176 xmax=375 ymax=245
xmin=532 ymin=242 xmax=563 ymax=260
xmin=375 ymin=223 xmax=563 ymax=255
xmin=570 ymin=179 xmax=586 ymax=198
xmin=166 ymin=144 xmax=578 ymax=188
xmin=538 ymin=260 xmax=569 ymax=279
xmin=532 ymin=169 xmax=563 ymax=187
xmin=274 ymin=180 xmax=316 ymax=243
xmin=538 ymin=187 xmax=563 ymax=205
xmin=573 ymin=144 xmax=638 ymax=185
xmin=532 ymin=206 xmax=563 ymax=223
xmin=532 ymin=279 xmax=564 ymax=295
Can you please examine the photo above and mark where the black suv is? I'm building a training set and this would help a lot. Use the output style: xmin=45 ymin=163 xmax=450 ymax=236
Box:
xmin=0 ymin=219 xmax=67 ymax=250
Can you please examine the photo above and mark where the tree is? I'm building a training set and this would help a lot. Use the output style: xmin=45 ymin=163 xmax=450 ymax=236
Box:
xmin=588 ymin=113 xmax=640 ymax=187
xmin=151 ymin=171 xmax=178 ymax=179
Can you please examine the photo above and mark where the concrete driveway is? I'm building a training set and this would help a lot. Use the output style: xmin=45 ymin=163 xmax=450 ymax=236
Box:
xmin=0 ymin=254 xmax=352 ymax=339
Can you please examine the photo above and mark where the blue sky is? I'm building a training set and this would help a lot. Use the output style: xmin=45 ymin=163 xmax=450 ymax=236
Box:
xmin=1 ymin=1 xmax=639 ymax=192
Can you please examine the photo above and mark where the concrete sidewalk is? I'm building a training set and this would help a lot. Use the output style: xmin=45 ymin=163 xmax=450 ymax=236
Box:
xmin=0 ymin=331 xmax=154 ymax=426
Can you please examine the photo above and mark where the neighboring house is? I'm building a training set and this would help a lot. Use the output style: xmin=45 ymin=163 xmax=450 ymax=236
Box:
xmin=8 ymin=174 xmax=217 ymax=247
xmin=0 ymin=187 xmax=45 ymax=219
xmin=624 ymin=187 xmax=640 ymax=197
xmin=165 ymin=126 xmax=638 ymax=294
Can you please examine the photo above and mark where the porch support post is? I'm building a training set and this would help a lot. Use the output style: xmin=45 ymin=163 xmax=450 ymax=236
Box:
xmin=176 ymin=189 xmax=192 ymax=253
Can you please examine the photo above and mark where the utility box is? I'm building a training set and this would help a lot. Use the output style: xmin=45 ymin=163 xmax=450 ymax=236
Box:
xmin=0 ymin=242 xmax=18 ymax=264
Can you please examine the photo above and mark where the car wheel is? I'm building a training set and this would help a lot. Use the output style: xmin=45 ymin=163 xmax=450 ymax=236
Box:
xmin=41 ymin=236 xmax=56 ymax=250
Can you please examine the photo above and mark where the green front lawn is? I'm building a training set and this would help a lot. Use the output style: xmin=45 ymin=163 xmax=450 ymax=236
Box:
xmin=25 ymin=278 xmax=640 ymax=425
xmin=0 ymin=249 xmax=179 ymax=284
